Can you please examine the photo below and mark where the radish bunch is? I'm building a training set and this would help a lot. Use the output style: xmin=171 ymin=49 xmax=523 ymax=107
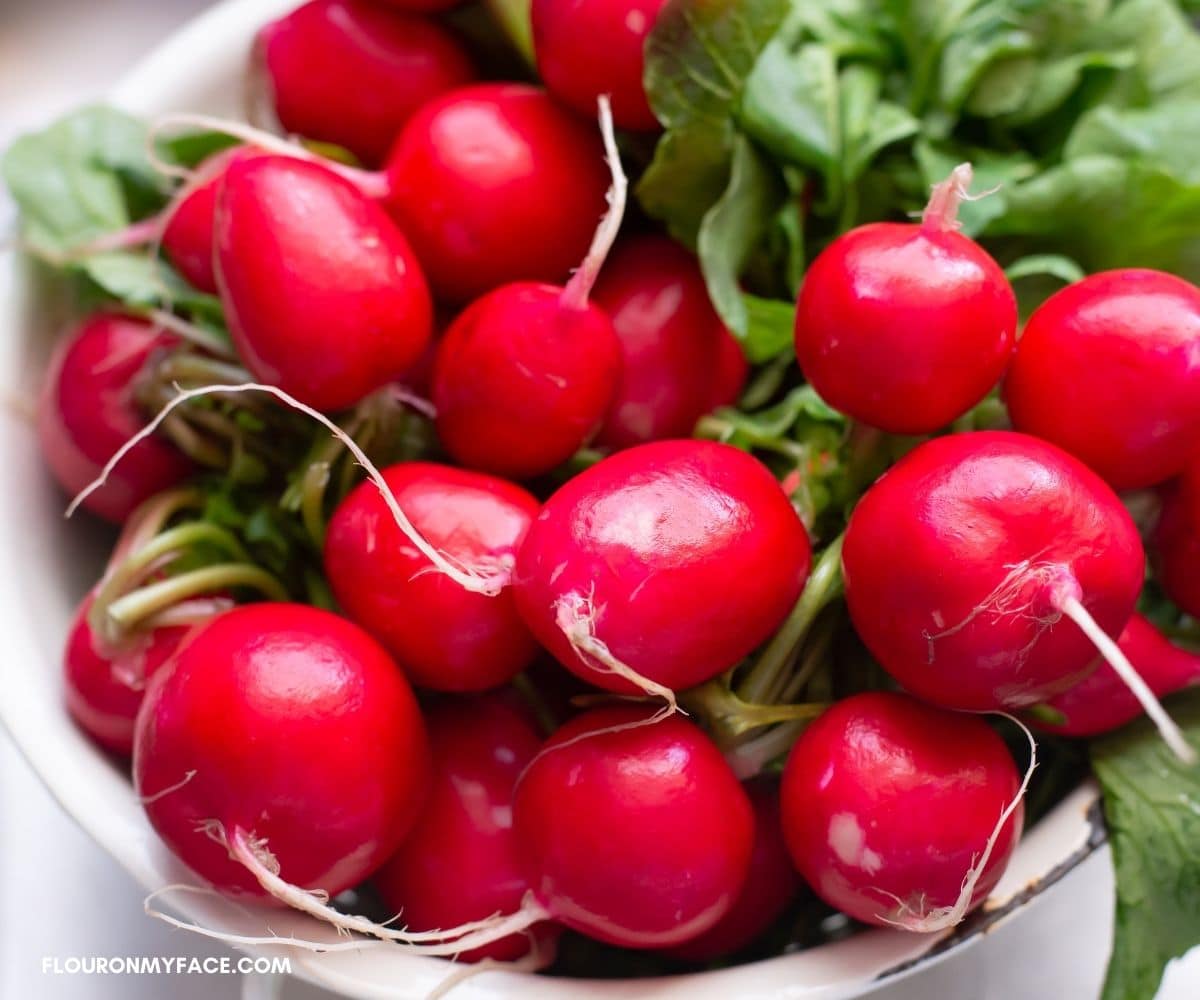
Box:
xmin=15 ymin=0 xmax=1200 ymax=987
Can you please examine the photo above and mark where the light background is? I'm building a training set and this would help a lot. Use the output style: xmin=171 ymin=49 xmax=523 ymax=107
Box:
xmin=0 ymin=2 xmax=1197 ymax=998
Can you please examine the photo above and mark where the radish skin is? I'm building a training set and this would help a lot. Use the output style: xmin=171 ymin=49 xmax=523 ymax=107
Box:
xmin=1155 ymin=461 xmax=1200 ymax=619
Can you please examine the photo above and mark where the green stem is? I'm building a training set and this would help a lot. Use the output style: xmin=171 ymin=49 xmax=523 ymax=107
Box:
xmin=684 ymin=679 xmax=826 ymax=746
xmin=737 ymin=534 xmax=846 ymax=705
xmin=725 ymin=718 xmax=813 ymax=780
xmin=105 ymin=563 xmax=289 ymax=633
xmin=512 ymin=672 xmax=560 ymax=738
xmin=300 ymin=461 xmax=332 ymax=549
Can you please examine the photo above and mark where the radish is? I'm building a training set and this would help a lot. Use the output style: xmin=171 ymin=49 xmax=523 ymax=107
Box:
xmin=781 ymin=692 xmax=1025 ymax=931
xmin=1155 ymin=460 xmax=1200 ymax=618
xmin=374 ymin=0 xmax=464 ymax=9
xmin=430 ymin=97 xmax=624 ymax=479
xmin=1031 ymin=615 xmax=1200 ymax=738
xmin=793 ymin=164 xmax=1017 ymax=435
xmin=64 ymin=591 xmax=191 ymax=756
xmin=382 ymin=83 xmax=610 ymax=301
xmin=512 ymin=705 xmax=755 ymax=948
xmin=531 ymin=0 xmax=666 ymax=132
xmin=37 ymin=313 xmax=191 ymax=522
xmin=214 ymin=154 xmax=433 ymax=412
xmin=592 ymin=235 xmax=748 ymax=448
xmin=323 ymin=462 xmax=540 ymax=692
xmin=374 ymin=695 xmax=560 ymax=962
xmin=134 ymin=603 xmax=430 ymax=901
xmin=842 ymin=430 xmax=1195 ymax=762
xmin=513 ymin=439 xmax=811 ymax=704
xmin=1005 ymin=269 xmax=1200 ymax=490
xmin=158 ymin=147 xmax=248 ymax=294
xmin=254 ymin=0 xmax=475 ymax=166
xmin=663 ymin=777 xmax=800 ymax=961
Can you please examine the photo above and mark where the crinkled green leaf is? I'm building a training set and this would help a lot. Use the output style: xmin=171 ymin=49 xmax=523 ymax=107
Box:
xmin=80 ymin=252 xmax=224 ymax=318
xmin=644 ymin=0 xmax=790 ymax=130
xmin=742 ymin=294 xmax=797 ymax=364
xmin=1092 ymin=690 xmax=1200 ymax=1000
xmin=2 ymin=106 xmax=167 ymax=257
xmin=636 ymin=121 xmax=734 ymax=247
xmin=1066 ymin=100 xmax=1200 ymax=184
xmin=697 ymin=135 xmax=787 ymax=339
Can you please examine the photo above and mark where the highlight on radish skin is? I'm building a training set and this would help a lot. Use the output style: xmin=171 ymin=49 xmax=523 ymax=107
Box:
xmin=514 ymin=439 xmax=812 ymax=704
xmin=781 ymin=692 xmax=1028 ymax=932
xmin=67 ymin=382 xmax=511 ymax=596
xmin=430 ymin=97 xmax=625 ymax=479
xmin=842 ymin=430 xmax=1195 ymax=762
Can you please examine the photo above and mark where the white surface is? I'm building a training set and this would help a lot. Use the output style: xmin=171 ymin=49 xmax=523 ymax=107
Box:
xmin=0 ymin=1 xmax=1198 ymax=998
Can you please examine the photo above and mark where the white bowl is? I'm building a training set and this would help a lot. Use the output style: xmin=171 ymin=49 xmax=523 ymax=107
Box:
xmin=0 ymin=1 xmax=1107 ymax=995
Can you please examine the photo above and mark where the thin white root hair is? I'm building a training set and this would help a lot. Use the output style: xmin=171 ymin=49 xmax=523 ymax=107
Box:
xmin=66 ymin=382 xmax=510 ymax=596
xmin=1057 ymin=594 xmax=1197 ymax=764
xmin=425 ymin=932 xmax=556 ymax=1000
xmin=389 ymin=385 xmax=437 ymax=419
xmin=560 ymin=95 xmax=628 ymax=311
xmin=139 ymin=769 xmax=198 ymax=805
xmin=878 ymin=712 xmax=1037 ymax=933
xmin=555 ymin=589 xmax=677 ymax=714
xmin=226 ymin=828 xmax=548 ymax=953
xmin=147 ymin=310 xmax=239 ymax=360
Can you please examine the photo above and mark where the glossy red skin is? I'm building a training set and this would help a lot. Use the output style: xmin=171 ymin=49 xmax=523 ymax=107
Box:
xmin=706 ymin=322 xmax=750 ymax=412
xmin=1155 ymin=462 xmax=1200 ymax=618
xmin=1006 ymin=269 xmax=1200 ymax=490
xmin=374 ymin=0 xmax=463 ymax=9
xmin=374 ymin=696 xmax=559 ymax=962
xmin=663 ymin=778 xmax=800 ymax=962
xmin=257 ymin=0 xmax=474 ymax=167
xmin=1034 ymin=614 xmax=1200 ymax=738
xmin=513 ymin=706 xmax=754 ymax=948
xmin=514 ymin=439 xmax=811 ymax=693
xmin=161 ymin=159 xmax=225 ymax=294
xmin=432 ymin=282 xmax=622 ymax=479
xmin=37 ymin=314 xmax=191 ymax=523
xmin=383 ymin=84 xmax=610 ymax=302
xmin=134 ymin=604 xmax=429 ymax=901
xmin=324 ymin=462 xmax=540 ymax=691
xmin=782 ymin=692 xmax=1023 ymax=929
xmin=794 ymin=222 xmax=1017 ymax=435
xmin=593 ymin=236 xmax=744 ymax=448
xmin=63 ymin=592 xmax=190 ymax=757
xmin=531 ymin=0 xmax=666 ymax=132
xmin=215 ymin=155 xmax=433 ymax=412
xmin=843 ymin=431 xmax=1145 ymax=711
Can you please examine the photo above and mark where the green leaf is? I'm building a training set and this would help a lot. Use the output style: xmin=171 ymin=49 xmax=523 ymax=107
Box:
xmin=79 ymin=252 xmax=223 ymax=317
xmin=2 ymin=105 xmax=168 ymax=257
xmin=637 ymin=121 xmax=734 ymax=247
xmin=644 ymin=0 xmax=790 ymax=130
xmin=697 ymin=135 xmax=787 ymax=339
xmin=1091 ymin=690 xmax=1200 ymax=1000
xmin=1079 ymin=0 xmax=1200 ymax=100
xmin=1003 ymin=253 xmax=1085 ymax=285
xmin=743 ymin=294 xmax=797 ymax=364
xmin=988 ymin=156 xmax=1200 ymax=280
xmin=1066 ymin=100 xmax=1200 ymax=185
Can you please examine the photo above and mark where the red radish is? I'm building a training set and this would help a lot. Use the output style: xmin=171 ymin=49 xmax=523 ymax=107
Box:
xmin=38 ymin=313 xmax=191 ymax=523
xmin=214 ymin=155 xmax=433 ymax=412
xmin=254 ymin=0 xmax=475 ymax=166
xmin=1032 ymin=615 xmax=1200 ymax=738
xmin=374 ymin=695 xmax=560 ymax=962
xmin=134 ymin=603 xmax=429 ymax=901
xmin=513 ymin=706 xmax=754 ymax=948
xmin=793 ymin=164 xmax=1017 ymax=435
xmin=374 ymin=0 xmax=464 ymax=9
xmin=663 ymin=778 xmax=799 ymax=962
xmin=593 ymin=235 xmax=747 ymax=448
xmin=430 ymin=98 xmax=625 ymax=479
xmin=531 ymin=0 xmax=666 ymax=132
xmin=1005 ymin=269 xmax=1200 ymax=490
xmin=382 ymin=83 xmax=610 ymax=301
xmin=842 ymin=430 xmax=1194 ymax=761
xmin=781 ymin=692 xmax=1024 ymax=931
xmin=323 ymin=462 xmax=540 ymax=692
xmin=513 ymin=439 xmax=811 ymax=701
xmin=1155 ymin=461 xmax=1200 ymax=618
xmin=64 ymin=591 xmax=190 ymax=756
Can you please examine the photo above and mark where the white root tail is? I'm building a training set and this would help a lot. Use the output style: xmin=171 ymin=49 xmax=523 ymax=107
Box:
xmin=66 ymin=382 xmax=510 ymax=596
xmin=560 ymin=95 xmax=628 ymax=311
xmin=1056 ymin=594 xmax=1197 ymax=764
xmin=878 ymin=713 xmax=1037 ymax=934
